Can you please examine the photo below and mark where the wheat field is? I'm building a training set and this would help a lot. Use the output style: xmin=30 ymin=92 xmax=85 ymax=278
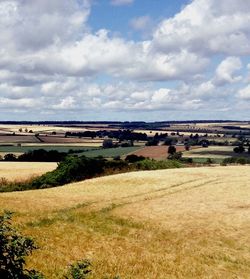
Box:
xmin=0 ymin=166 xmax=249 ymax=278
xmin=0 ymin=162 xmax=57 ymax=181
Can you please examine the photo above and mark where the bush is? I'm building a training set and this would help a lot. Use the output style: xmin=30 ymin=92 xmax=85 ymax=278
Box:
xmin=206 ymin=158 xmax=213 ymax=164
xmin=0 ymin=211 xmax=44 ymax=279
xmin=136 ymin=159 xmax=182 ymax=170
xmin=180 ymin=157 xmax=193 ymax=163
xmin=4 ymin=154 xmax=17 ymax=161
xmin=125 ymin=154 xmax=145 ymax=163
xmin=233 ymin=146 xmax=245 ymax=153
xmin=65 ymin=259 xmax=92 ymax=279
xmin=168 ymin=151 xmax=182 ymax=160
xmin=222 ymin=157 xmax=250 ymax=165
xmin=31 ymin=156 xmax=106 ymax=189
xmin=145 ymin=139 xmax=159 ymax=146
xmin=167 ymin=145 xmax=176 ymax=155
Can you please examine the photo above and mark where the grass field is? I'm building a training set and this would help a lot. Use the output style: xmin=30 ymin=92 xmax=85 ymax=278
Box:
xmin=183 ymin=146 xmax=250 ymax=159
xmin=79 ymin=146 xmax=143 ymax=158
xmin=0 ymin=145 xmax=98 ymax=154
xmin=0 ymin=166 xmax=249 ymax=278
xmin=0 ymin=162 xmax=57 ymax=181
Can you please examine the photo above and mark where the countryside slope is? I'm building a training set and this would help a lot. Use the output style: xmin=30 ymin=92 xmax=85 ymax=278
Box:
xmin=0 ymin=166 xmax=249 ymax=278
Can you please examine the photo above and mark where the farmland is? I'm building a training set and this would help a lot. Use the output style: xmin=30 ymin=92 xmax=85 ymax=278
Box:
xmin=130 ymin=145 xmax=185 ymax=160
xmin=0 ymin=166 xmax=250 ymax=278
xmin=0 ymin=162 xmax=57 ymax=181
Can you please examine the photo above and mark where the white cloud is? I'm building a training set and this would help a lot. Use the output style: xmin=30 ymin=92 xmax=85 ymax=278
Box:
xmin=214 ymin=57 xmax=242 ymax=86
xmin=238 ymin=85 xmax=250 ymax=99
xmin=153 ymin=0 xmax=250 ymax=56
xmin=0 ymin=0 xmax=249 ymax=119
xmin=53 ymin=96 xmax=76 ymax=110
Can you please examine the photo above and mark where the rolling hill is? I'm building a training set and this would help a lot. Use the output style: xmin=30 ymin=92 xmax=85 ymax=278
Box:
xmin=0 ymin=166 xmax=249 ymax=278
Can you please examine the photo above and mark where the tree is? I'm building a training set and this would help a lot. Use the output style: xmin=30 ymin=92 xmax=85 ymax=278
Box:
xmin=0 ymin=211 xmax=44 ymax=279
xmin=4 ymin=153 xmax=17 ymax=161
xmin=102 ymin=139 xmax=113 ymax=148
xmin=234 ymin=145 xmax=245 ymax=153
xmin=168 ymin=145 xmax=176 ymax=155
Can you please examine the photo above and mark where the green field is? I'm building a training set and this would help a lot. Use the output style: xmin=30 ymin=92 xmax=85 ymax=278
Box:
xmin=0 ymin=145 xmax=142 ymax=158
xmin=0 ymin=145 xmax=97 ymax=153
xmin=79 ymin=146 xmax=142 ymax=158
xmin=190 ymin=157 xmax=224 ymax=164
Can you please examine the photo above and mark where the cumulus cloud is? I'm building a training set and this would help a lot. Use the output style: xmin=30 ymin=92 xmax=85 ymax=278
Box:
xmin=238 ymin=85 xmax=250 ymax=100
xmin=53 ymin=96 xmax=76 ymax=110
xmin=213 ymin=57 xmax=242 ymax=86
xmin=0 ymin=0 xmax=249 ymax=119
xmin=153 ymin=0 xmax=250 ymax=56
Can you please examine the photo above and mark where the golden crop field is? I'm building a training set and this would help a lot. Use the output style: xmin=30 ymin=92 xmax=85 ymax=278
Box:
xmin=0 ymin=162 xmax=57 ymax=181
xmin=0 ymin=166 xmax=249 ymax=278
xmin=183 ymin=146 xmax=236 ymax=158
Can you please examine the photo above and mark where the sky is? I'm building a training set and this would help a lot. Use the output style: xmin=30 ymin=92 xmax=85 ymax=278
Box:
xmin=0 ymin=0 xmax=250 ymax=121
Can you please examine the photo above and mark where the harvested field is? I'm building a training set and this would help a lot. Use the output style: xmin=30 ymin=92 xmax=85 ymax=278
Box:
xmin=38 ymin=136 xmax=104 ymax=146
xmin=0 ymin=135 xmax=40 ymax=143
xmin=0 ymin=166 xmax=249 ymax=278
xmin=131 ymin=145 xmax=197 ymax=160
xmin=0 ymin=162 xmax=56 ymax=181
xmin=183 ymin=146 xmax=250 ymax=159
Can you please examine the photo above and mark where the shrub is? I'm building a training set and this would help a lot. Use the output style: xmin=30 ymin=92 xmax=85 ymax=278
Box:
xmin=125 ymin=154 xmax=145 ymax=163
xmin=136 ymin=159 xmax=182 ymax=170
xmin=4 ymin=153 xmax=17 ymax=161
xmin=0 ymin=211 xmax=44 ymax=279
xmin=145 ymin=139 xmax=159 ymax=146
xmin=31 ymin=156 xmax=106 ymax=188
xmin=222 ymin=157 xmax=250 ymax=165
xmin=180 ymin=157 xmax=193 ymax=164
xmin=168 ymin=151 xmax=182 ymax=160
xmin=167 ymin=145 xmax=176 ymax=155
xmin=65 ymin=259 xmax=92 ymax=279
xmin=233 ymin=146 xmax=245 ymax=153
xmin=206 ymin=158 xmax=213 ymax=164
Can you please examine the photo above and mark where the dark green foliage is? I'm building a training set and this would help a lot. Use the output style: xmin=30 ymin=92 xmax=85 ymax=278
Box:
xmin=135 ymin=159 xmax=182 ymax=170
xmin=233 ymin=145 xmax=245 ymax=153
xmin=167 ymin=145 xmax=176 ymax=155
xmin=145 ymin=139 xmax=159 ymax=146
xmin=64 ymin=259 xmax=121 ymax=279
xmin=31 ymin=156 xmax=106 ymax=189
xmin=3 ymin=154 xmax=17 ymax=161
xmin=0 ymin=211 xmax=44 ymax=279
xmin=180 ymin=157 xmax=193 ymax=163
xmin=206 ymin=158 xmax=213 ymax=164
xmin=102 ymin=139 xmax=114 ymax=149
xmin=18 ymin=149 xmax=67 ymax=162
xmin=64 ymin=260 xmax=92 ymax=279
xmin=125 ymin=154 xmax=145 ymax=163
xmin=168 ymin=151 xmax=182 ymax=160
xmin=222 ymin=157 xmax=250 ymax=165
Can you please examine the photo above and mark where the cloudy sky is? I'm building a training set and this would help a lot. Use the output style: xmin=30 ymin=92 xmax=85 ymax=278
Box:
xmin=0 ymin=0 xmax=250 ymax=121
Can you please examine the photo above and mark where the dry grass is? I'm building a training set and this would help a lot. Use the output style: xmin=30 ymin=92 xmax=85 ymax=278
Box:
xmin=183 ymin=146 xmax=237 ymax=158
xmin=0 ymin=162 xmax=57 ymax=182
xmin=0 ymin=166 xmax=250 ymax=278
